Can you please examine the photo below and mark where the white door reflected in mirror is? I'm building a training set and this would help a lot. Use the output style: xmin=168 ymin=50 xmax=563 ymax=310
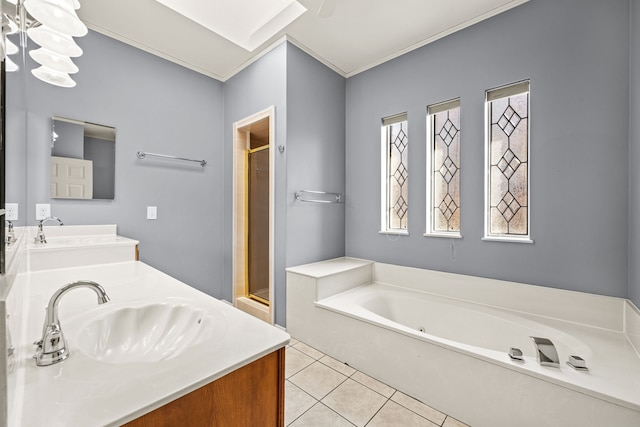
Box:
xmin=50 ymin=156 xmax=94 ymax=199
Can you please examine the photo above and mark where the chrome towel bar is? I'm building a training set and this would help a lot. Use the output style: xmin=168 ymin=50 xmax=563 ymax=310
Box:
xmin=295 ymin=190 xmax=344 ymax=204
xmin=136 ymin=151 xmax=207 ymax=167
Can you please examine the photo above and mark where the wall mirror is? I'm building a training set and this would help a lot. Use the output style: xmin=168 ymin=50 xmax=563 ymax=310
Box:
xmin=51 ymin=116 xmax=116 ymax=200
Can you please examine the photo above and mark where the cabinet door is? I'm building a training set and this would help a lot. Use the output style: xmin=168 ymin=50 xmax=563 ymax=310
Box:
xmin=124 ymin=348 xmax=285 ymax=427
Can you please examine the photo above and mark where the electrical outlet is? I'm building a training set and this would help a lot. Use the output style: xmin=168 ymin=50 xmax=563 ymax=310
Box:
xmin=146 ymin=206 xmax=158 ymax=220
xmin=35 ymin=204 xmax=51 ymax=221
xmin=5 ymin=203 xmax=18 ymax=221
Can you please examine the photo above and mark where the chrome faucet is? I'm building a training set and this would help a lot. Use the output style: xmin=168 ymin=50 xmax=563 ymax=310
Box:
xmin=5 ymin=220 xmax=16 ymax=245
xmin=530 ymin=336 xmax=560 ymax=367
xmin=34 ymin=216 xmax=64 ymax=244
xmin=34 ymin=280 xmax=110 ymax=366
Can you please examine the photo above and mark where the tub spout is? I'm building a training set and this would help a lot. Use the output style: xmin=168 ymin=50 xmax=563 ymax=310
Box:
xmin=530 ymin=336 xmax=559 ymax=367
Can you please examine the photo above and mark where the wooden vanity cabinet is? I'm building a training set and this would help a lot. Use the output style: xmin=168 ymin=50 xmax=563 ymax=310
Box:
xmin=124 ymin=347 xmax=285 ymax=427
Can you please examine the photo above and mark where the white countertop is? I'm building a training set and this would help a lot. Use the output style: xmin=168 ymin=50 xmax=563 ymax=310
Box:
xmin=9 ymin=261 xmax=290 ymax=427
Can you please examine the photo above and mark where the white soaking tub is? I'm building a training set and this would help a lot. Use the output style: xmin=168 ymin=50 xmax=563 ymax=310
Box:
xmin=286 ymin=258 xmax=640 ymax=427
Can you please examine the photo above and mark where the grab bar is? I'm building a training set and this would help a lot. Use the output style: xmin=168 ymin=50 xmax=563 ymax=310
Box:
xmin=295 ymin=190 xmax=344 ymax=204
xmin=136 ymin=151 xmax=207 ymax=167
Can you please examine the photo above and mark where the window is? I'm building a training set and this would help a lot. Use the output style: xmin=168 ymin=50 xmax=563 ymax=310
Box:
xmin=426 ymin=99 xmax=461 ymax=237
xmin=485 ymin=81 xmax=530 ymax=240
xmin=381 ymin=113 xmax=409 ymax=233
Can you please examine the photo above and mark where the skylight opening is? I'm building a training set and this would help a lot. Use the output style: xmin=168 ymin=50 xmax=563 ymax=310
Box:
xmin=155 ymin=0 xmax=307 ymax=51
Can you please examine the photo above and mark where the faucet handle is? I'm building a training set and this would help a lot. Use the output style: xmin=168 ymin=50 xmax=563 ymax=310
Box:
xmin=567 ymin=355 xmax=588 ymax=371
xmin=34 ymin=230 xmax=47 ymax=244
xmin=508 ymin=347 xmax=524 ymax=362
xmin=34 ymin=325 xmax=68 ymax=366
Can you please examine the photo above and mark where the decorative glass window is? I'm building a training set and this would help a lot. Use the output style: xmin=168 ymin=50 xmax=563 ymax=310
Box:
xmin=381 ymin=113 xmax=409 ymax=233
xmin=426 ymin=99 xmax=461 ymax=236
xmin=485 ymin=81 xmax=530 ymax=240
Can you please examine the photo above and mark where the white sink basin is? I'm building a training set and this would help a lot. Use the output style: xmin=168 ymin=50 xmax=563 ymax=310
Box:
xmin=37 ymin=235 xmax=130 ymax=248
xmin=24 ymin=225 xmax=139 ymax=271
xmin=75 ymin=303 xmax=214 ymax=364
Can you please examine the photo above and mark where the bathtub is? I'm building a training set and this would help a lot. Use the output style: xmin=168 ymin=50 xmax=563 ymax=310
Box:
xmin=286 ymin=258 xmax=640 ymax=427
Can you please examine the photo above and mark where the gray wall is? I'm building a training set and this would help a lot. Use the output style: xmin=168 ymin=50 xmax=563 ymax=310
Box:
xmin=222 ymin=43 xmax=347 ymax=326
xmin=5 ymin=58 xmax=27 ymax=215
xmin=345 ymin=0 xmax=631 ymax=298
xmin=51 ymin=120 xmax=84 ymax=159
xmin=630 ymin=0 xmax=640 ymax=307
xmin=285 ymin=44 xmax=346 ymax=268
xmin=9 ymin=30 xmax=226 ymax=297
xmin=6 ymin=0 xmax=638 ymax=324
xmin=8 ymin=32 xmax=347 ymax=327
xmin=223 ymin=43 xmax=288 ymax=325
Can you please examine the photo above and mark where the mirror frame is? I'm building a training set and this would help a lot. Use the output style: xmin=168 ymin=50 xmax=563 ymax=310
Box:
xmin=1 ymin=54 xmax=6 ymax=274
xmin=50 ymin=116 xmax=116 ymax=201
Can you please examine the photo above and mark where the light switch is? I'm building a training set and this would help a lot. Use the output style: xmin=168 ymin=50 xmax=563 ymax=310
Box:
xmin=147 ymin=206 xmax=158 ymax=220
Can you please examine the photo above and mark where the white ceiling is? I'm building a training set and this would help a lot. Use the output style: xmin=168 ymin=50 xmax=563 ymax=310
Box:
xmin=77 ymin=0 xmax=528 ymax=82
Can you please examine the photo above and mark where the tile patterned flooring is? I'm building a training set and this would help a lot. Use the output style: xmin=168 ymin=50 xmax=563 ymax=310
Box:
xmin=285 ymin=338 xmax=471 ymax=427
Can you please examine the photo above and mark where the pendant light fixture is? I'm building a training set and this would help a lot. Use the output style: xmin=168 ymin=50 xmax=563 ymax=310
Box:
xmin=2 ymin=0 xmax=88 ymax=88
xmin=23 ymin=0 xmax=87 ymax=36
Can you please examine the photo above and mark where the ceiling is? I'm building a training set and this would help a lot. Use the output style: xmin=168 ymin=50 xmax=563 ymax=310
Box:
xmin=77 ymin=0 xmax=528 ymax=82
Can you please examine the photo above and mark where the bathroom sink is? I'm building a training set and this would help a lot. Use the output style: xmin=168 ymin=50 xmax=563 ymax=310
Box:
xmin=38 ymin=235 xmax=127 ymax=247
xmin=75 ymin=303 xmax=213 ymax=364
xmin=27 ymin=232 xmax=139 ymax=271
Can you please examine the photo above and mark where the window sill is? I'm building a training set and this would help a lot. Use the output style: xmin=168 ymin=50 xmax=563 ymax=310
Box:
xmin=379 ymin=230 xmax=409 ymax=236
xmin=423 ymin=232 xmax=462 ymax=239
xmin=482 ymin=236 xmax=534 ymax=244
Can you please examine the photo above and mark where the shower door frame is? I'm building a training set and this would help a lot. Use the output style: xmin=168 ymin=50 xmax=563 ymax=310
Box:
xmin=232 ymin=106 xmax=275 ymax=324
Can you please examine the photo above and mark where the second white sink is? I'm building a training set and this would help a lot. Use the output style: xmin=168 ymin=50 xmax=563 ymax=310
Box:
xmin=26 ymin=224 xmax=139 ymax=271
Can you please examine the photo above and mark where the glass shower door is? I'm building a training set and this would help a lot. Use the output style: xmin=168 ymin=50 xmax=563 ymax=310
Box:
xmin=247 ymin=145 xmax=270 ymax=305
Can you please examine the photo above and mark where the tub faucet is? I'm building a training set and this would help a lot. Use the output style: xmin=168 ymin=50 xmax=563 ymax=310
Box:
xmin=34 ymin=216 xmax=64 ymax=244
xmin=5 ymin=220 xmax=16 ymax=245
xmin=34 ymin=280 xmax=110 ymax=366
xmin=530 ymin=336 xmax=560 ymax=367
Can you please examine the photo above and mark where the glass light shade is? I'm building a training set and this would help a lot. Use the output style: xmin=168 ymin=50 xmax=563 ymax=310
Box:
xmin=32 ymin=0 xmax=76 ymax=13
xmin=6 ymin=19 xmax=19 ymax=35
xmin=5 ymin=38 xmax=19 ymax=55
xmin=27 ymin=25 xmax=83 ymax=57
xmin=5 ymin=57 xmax=19 ymax=72
xmin=23 ymin=0 xmax=88 ymax=37
xmin=29 ymin=47 xmax=79 ymax=73
xmin=31 ymin=65 xmax=76 ymax=87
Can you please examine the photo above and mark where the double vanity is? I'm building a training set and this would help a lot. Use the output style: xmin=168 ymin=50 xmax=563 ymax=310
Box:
xmin=6 ymin=225 xmax=289 ymax=426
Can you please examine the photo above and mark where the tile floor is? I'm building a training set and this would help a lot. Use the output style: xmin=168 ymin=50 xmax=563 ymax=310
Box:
xmin=285 ymin=338 xmax=471 ymax=427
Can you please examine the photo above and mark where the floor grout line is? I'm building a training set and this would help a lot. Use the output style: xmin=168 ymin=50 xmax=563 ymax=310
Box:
xmin=286 ymin=339 xmax=468 ymax=427
xmin=362 ymin=395 xmax=391 ymax=427
xmin=321 ymin=402 xmax=358 ymax=427
xmin=284 ymin=380 xmax=312 ymax=427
